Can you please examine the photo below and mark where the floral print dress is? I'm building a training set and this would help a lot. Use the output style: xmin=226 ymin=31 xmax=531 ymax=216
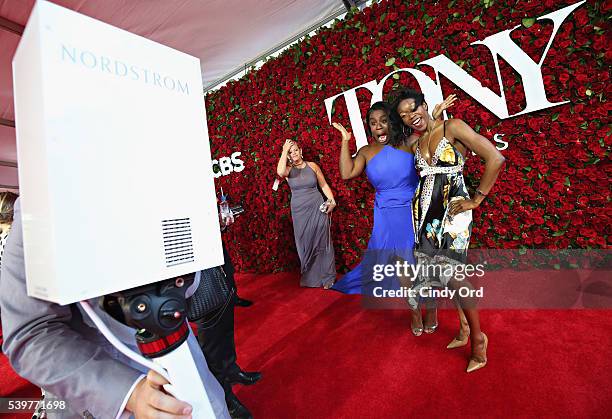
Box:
xmin=410 ymin=122 xmax=472 ymax=305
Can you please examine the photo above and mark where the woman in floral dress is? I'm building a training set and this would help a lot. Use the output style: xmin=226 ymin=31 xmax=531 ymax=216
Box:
xmin=393 ymin=89 xmax=505 ymax=373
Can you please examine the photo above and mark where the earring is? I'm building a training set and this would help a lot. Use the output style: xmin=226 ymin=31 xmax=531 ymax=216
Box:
xmin=403 ymin=125 xmax=412 ymax=137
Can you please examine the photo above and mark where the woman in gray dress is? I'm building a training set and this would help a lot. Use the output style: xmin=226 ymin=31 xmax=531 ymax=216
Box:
xmin=276 ymin=139 xmax=337 ymax=288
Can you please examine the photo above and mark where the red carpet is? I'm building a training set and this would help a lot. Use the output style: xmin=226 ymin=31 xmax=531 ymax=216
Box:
xmin=0 ymin=348 xmax=39 ymax=419
xmin=232 ymin=272 xmax=612 ymax=418
xmin=2 ymin=272 xmax=612 ymax=418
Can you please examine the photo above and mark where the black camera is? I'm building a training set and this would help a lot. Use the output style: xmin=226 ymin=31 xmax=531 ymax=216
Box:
xmin=230 ymin=205 xmax=244 ymax=216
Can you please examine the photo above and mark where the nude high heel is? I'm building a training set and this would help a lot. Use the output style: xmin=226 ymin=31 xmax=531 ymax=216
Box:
xmin=466 ymin=333 xmax=488 ymax=373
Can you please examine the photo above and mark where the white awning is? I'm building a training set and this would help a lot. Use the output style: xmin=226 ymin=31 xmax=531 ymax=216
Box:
xmin=0 ymin=0 xmax=349 ymax=188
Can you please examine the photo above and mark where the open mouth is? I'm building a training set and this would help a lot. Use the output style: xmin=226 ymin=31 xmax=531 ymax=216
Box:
xmin=378 ymin=135 xmax=387 ymax=143
xmin=411 ymin=116 xmax=422 ymax=127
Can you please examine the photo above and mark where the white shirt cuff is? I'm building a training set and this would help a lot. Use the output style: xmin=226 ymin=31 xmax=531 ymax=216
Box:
xmin=116 ymin=374 xmax=146 ymax=419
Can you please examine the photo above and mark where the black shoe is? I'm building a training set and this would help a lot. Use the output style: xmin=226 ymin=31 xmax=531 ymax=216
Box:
xmin=226 ymin=370 xmax=262 ymax=386
xmin=235 ymin=297 xmax=253 ymax=307
xmin=226 ymin=392 xmax=253 ymax=419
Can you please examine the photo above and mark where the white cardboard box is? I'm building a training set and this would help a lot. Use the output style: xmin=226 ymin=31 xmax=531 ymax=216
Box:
xmin=13 ymin=0 xmax=223 ymax=304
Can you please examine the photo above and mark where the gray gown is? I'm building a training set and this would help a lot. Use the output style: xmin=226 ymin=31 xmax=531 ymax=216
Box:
xmin=287 ymin=164 xmax=336 ymax=287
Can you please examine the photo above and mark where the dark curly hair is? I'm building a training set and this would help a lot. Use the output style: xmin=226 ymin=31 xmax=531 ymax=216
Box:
xmin=388 ymin=88 xmax=427 ymax=140
xmin=365 ymin=101 xmax=404 ymax=147
xmin=390 ymin=88 xmax=426 ymax=110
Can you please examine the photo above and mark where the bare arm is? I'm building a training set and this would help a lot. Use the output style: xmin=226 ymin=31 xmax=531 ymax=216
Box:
xmin=431 ymin=94 xmax=457 ymax=120
xmin=447 ymin=119 xmax=506 ymax=215
xmin=405 ymin=132 xmax=420 ymax=153
xmin=309 ymin=162 xmax=337 ymax=214
xmin=276 ymin=139 xmax=293 ymax=178
xmin=332 ymin=122 xmax=367 ymax=180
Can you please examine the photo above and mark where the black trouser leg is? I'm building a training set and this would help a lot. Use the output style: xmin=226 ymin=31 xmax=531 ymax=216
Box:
xmin=197 ymin=243 xmax=241 ymax=394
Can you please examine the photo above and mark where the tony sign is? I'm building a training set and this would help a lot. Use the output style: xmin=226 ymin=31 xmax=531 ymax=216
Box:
xmin=324 ymin=1 xmax=585 ymax=150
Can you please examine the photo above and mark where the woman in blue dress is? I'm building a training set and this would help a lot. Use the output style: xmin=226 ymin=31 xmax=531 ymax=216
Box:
xmin=331 ymin=101 xmax=449 ymax=335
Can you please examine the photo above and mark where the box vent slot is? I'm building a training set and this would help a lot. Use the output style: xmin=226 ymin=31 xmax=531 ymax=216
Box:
xmin=162 ymin=218 xmax=194 ymax=267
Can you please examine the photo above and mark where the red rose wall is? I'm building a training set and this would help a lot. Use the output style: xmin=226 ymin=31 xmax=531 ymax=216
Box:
xmin=205 ymin=0 xmax=610 ymax=273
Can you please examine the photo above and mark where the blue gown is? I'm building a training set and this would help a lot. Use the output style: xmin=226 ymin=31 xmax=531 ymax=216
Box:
xmin=332 ymin=145 xmax=419 ymax=295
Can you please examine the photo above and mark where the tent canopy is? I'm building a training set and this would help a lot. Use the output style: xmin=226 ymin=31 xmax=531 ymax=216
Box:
xmin=0 ymin=0 xmax=350 ymax=188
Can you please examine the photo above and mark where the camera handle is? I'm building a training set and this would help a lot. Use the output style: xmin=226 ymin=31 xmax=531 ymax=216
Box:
xmin=79 ymin=277 xmax=215 ymax=418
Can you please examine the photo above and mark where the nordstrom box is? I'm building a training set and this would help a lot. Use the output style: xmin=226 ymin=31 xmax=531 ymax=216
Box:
xmin=13 ymin=0 xmax=223 ymax=304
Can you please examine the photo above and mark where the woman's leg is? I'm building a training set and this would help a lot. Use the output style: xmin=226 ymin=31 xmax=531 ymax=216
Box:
xmin=446 ymin=297 xmax=470 ymax=348
xmin=447 ymin=277 xmax=487 ymax=369
xmin=396 ymin=261 xmax=423 ymax=336
xmin=423 ymin=297 xmax=438 ymax=333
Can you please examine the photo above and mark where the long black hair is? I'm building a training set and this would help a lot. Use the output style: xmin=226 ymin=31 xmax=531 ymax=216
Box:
xmin=365 ymin=101 xmax=404 ymax=147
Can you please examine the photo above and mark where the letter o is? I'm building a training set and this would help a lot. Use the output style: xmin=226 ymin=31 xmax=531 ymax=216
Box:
xmin=80 ymin=51 xmax=97 ymax=68
xmin=163 ymin=76 xmax=176 ymax=90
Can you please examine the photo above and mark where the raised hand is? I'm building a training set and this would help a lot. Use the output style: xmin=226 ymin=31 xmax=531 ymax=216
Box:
xmin=282 ymin=139 xmax=294 ymax=153
xmin=332 ymin=122 xmax=352 ymax=142
xmin=432 ymin=94 xmax=457 ymax=120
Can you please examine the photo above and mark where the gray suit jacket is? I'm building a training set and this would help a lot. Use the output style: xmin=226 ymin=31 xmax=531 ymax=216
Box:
xmin=0 ymin=200 xmax=229 ymax=418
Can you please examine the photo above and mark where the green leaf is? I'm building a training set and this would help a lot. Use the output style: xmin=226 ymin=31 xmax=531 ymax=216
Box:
xmin=423 ymin=14 xmax=434 ymax=24
xmin=385 ymin=57 xmax=396 ymax=66
xmin=553 ymin=264 xmax=561 ymax=270
xmin=564 ymin=177 xmax=571 ymax=187
xmin=398 ymin=46 xmax=414 ymax=58
xmin=379 ymin=12 xmax=387 ymax=23
xmin=522 ymin=17 xmax=536 ymax=28
xmin=552 ymin=231 xmax=566 ymax=237
xmin=551 ymin=113 xmax=559 ymax=121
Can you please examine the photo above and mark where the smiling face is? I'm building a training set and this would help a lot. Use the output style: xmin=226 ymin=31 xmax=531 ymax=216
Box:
xmin=288 ymin=143 xmax=302 ymax=165
xmin=368 ymin=109 xmax=390 ymax=144
xmin=397 ymin=98 xmax=429 ymax=132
